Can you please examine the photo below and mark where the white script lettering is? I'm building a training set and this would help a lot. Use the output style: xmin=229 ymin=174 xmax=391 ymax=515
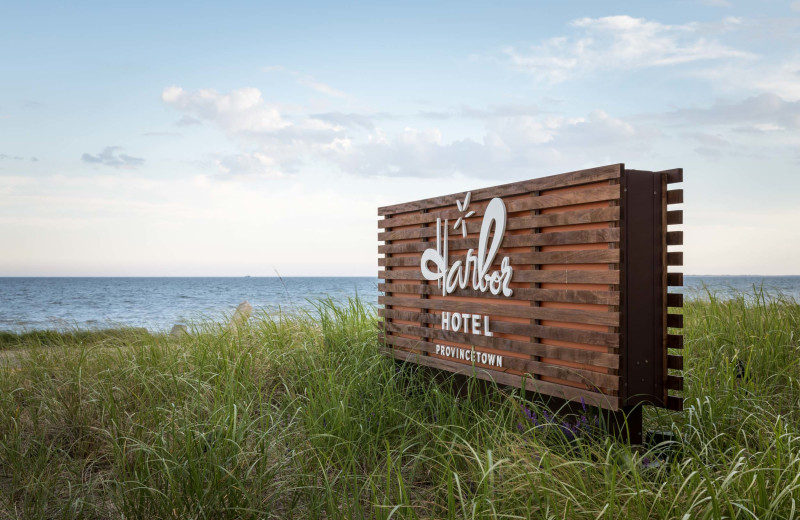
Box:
xmin=420 ymin=195 xmax=513 ymax=297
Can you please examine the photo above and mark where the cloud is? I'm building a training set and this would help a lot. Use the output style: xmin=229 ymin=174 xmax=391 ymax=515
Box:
xmin=163 ymin=86 xmax=344 ymax=175
xmin=18 ymin=100 xmax=42 ymax=109
xmin=162 ymin=86 xmax=290 ymax=134
xmin=164 ymin=85 xmax=663 ymax=179
xmin=504 ymin=15 xmax=753 ymax=83
xmin=656 ymin=93 xmax=800 ymax=130
xmin=81 ymin=147 xmax=145 ymax=168
xmin=792 ymin=1 xmax=800 ymax=12
xmin=309 ymin=112 xmax=396 ymax=130
xmin=174 ymin=115 xmax=202 ymax=127
xmin=0 ymin=154 xmax=25 ymax=161
xmin=143 ymin=131 xmax=182 ymax=137
xmin=328 ymin=110 xmax=658 ymax=178
xmin=695 ymin=57 xmax=800 ymax=101
xmin=263 ymin=66 xmax=346 ymax=98
xmin=212 ymin=153 xmax=285 ymax=178
xmin=418 ymin=104 xmax=544 ymax=121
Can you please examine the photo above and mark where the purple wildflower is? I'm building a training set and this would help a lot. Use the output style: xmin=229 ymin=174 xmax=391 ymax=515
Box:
xmin=521 ymin=405 xmax=539 ymax=426
xmin=517 ymin=422 xmax=525 ymax=433
xmin=580 ymin=397 xmax=587 ymax=412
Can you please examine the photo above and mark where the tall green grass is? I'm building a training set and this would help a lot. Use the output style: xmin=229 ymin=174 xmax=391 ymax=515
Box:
xmin=0 ymin=290 xmax=798 ymax=519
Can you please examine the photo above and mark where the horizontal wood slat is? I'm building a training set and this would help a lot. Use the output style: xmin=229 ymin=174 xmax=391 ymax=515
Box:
xmin=379 ymin=228 xmax=620 ymax=254
xmin=380 ymin=296 xmax=620 ymax=326
xmin=382 ymin=323 xmax=618 ymax=388
xmin=667 ymin=293 xmax=683 ymax=308
xmin=666 ymin=231 xmax=683 ymax=246
xmin=383 ymin=322 xmax=619 ymax=369
xmin=378 ymin=207 xmax=621 ymax=241
xmin=666 ymin=375 xmax=684 ymax=391
xmin=667 ymin=210 xmax=683 ymax=225
xmin=667 ymin=273 xmax=683 ymax=286
xmin=666 ymin=189 xmax=684 ymax=205
xmin=379 ymin=185 xmax=621 ymax=228
xmin=379 ymin=308 xmax=620 ymax=347
xmin=379 ymin=269 xmax=621 ymax=284
xmin=384 ymin=347 xmax=620 ymax=410
xmin=667 ymin=396 xmax=683 ymax=411
xmin=379 ymin=284 xmax=620 ymax=305
xmin=661 ymin=168 xmax=683 ymax=184
xmin=667 ymin=334 xmax=684 ymax=349
xmin=667 ymin=314 xmax=684 ymax=328
xmin=667 ymin=355 xmax=684 ymax=370
xmin=378 ymin=164 xmax=622 ymax=216
xmin=667 ymin=252 xmax=683 ymax=266
xmin=380 ymin=164 xmax=680 ymax=414
xmin=381 ymin=249 xmax=621 ymax=267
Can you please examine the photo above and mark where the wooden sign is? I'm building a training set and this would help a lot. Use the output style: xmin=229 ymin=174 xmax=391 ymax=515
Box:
xmin=378 ymin=164 xmax=683 ymax=415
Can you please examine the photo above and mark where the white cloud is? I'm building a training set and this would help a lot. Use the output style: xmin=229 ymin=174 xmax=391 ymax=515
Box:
xmin=164 ymin=86 xmax=662 ymax=179
xmin=504 ymin=15 xmax=754 ymax=83
xmin=263 ymin=66 xmax=346 ymax=98
xmin=695 ymin=57 xmax=800 ymax=101
xmin=655 ymin=93 xmax=800 ymax=130
xmin=81 ymin=146 xmax=144 ymax=169
xmin=701 ymin=0 xmax=732 ymax=7
xmin=792 ymin=1 xmax=800 ymax=13
xmin=213 ymin=152 xmax=284 ymax=178
xmin=162 ymin=86 xmax=290 ymax=133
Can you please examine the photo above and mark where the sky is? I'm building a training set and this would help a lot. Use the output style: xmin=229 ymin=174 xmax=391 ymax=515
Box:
xmin=1 ymin=0 xmax=799 ymax=276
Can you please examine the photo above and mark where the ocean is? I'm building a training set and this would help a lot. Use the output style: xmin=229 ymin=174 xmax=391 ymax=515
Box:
xmin=0 ymin=276 xmax=798 ymax=333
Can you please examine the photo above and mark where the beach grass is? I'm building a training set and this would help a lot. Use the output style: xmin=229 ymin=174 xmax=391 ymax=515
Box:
xmin=0 ymin=290 xmax=799 ymax=519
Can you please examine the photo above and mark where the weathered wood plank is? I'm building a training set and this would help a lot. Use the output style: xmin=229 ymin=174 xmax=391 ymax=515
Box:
xmin=383 ymin=347 xmax=620 ymax=410
xmin=384 ymin=322 xmax=619 ymax=369
xmin=667 ymin=210 xmax=683 ymax=225
xmin=660 ymin=168 xmax=683 ymax=184
xmin=380 ymin=249 xmax=621 ymax=267
xmin=378 ymin=164 xmax=622 ymax=216
xmin=383 ymin=323 xmax=618 ymax=388
xmin=666 ymin=395 xmax=683 ymax=411
xmin=378 ymin=269 xmax=621 ymax=284
xmin=379 ymin=283 xmax=621 ymax=305
xmin=379 ymin=185 xmax=620 ymax=228
xmin=667 ymin=355 xmax=683 ymax=370
xmin=666 ymin=189 xmax=684 ymax=205
xmin=379 ymin=296 xmax=620 ymax=326
xmin=666 ymin=375 xmax=684 ymax=391
xmin=379 ymin=207 xmax=621 ymax=240
xmin=379 ymin=308 xmax=621 ymax=347
xmin=667 ymin=293 xmax=683 ymax=308
xmin=667 ymin=273 xmax=683 ymax=287
xmin=666 ymin=231 xmax=683 ymax=246
xmin=667 ymin=252 xmax=683 ymax=266
xmin=667 ymin=313 xmax=683 ymax=329
xmin=379 ymin=228 xmax=620 ymax=254
xmin=667 ymin=334 xmax=684 ymax=349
